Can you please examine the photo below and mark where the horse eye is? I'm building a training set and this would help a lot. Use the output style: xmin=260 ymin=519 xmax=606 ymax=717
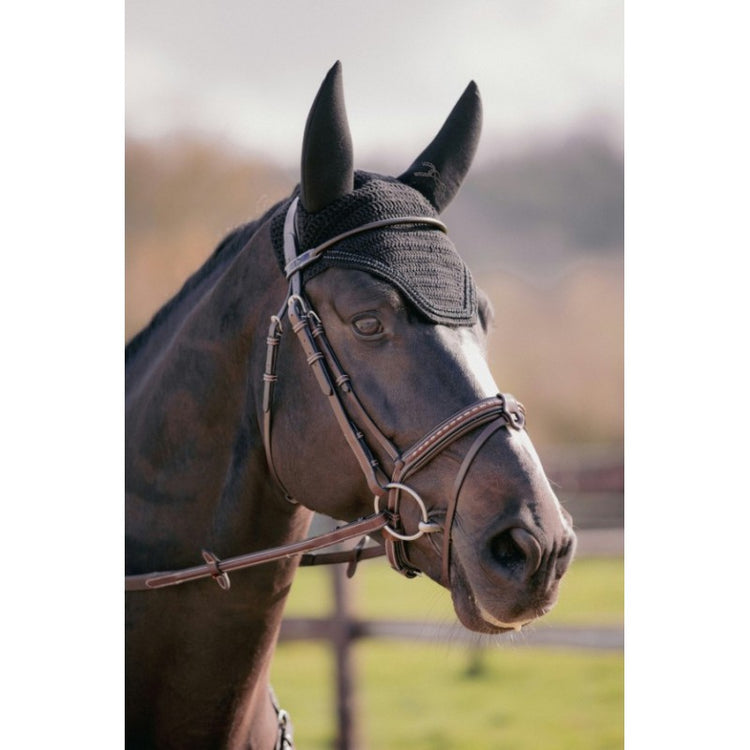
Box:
xmin=352 ymin=315 xmax=383 ymax=337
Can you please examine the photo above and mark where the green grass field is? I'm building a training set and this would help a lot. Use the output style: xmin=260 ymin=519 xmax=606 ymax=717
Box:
xmin=271 ymin=555 xmax=623 ymax=749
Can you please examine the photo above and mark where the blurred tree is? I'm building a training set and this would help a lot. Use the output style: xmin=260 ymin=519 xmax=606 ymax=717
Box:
xmin=125 ymin=136 xmax=293 ymax=338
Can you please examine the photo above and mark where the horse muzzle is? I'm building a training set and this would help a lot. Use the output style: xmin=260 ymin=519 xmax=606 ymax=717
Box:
xmin=449 ymin=508 xmax=577 ymax=634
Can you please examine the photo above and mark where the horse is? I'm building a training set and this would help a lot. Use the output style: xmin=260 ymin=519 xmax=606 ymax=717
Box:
xmin=125 ymin=61 xmax=576 ymax=749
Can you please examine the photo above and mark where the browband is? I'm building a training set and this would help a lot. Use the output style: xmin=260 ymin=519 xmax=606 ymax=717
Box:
xmin=283 ymin=198 xmax=448 ymax=279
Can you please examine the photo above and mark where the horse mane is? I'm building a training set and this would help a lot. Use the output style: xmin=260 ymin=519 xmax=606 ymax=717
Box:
xmin=125 ymin=200 xmax=285 ymax=365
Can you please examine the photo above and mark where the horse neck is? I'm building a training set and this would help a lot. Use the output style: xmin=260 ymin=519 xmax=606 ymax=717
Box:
xmin=125 ymin=215 xmax=313 ymax=748
xmin=126 ymin=215 xmax=309 ymax=561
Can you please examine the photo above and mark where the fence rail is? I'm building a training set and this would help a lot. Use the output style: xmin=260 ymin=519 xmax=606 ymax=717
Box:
xmin=280 ymin=618 xmax=623 ymax=650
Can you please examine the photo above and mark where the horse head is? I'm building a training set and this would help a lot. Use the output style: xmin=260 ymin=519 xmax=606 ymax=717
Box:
xmin=264 ymin=62 xmax=576 ymax=634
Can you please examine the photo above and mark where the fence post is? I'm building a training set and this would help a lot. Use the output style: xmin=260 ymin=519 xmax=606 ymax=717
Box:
xmin=331 ymin=562 xmax=360 ymax=750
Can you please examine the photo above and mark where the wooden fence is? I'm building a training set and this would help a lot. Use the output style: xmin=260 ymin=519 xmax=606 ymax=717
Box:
xmin=279 ymin=450 xmax=623 ymax=749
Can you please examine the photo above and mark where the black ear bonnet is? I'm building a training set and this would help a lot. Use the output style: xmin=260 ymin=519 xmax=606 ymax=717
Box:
xmin=270 ymin=171 xmax=477 ymax=326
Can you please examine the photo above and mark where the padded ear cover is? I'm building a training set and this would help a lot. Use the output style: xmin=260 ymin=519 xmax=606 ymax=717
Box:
xmin=300 ymin=61 xmax=354 ymax=213
xmin=399 ymin=82 xmax=483 ymax=213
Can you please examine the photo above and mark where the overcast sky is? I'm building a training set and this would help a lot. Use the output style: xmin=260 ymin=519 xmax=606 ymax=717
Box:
xmin=125 ymin=0 xmax=623 ymax=167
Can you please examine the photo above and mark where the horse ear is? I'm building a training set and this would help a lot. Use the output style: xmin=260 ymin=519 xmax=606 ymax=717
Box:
xmin=300 ymin=61 xmax=354 ymax=213
xmin=399 ymin=81 xmax=483 ymax=213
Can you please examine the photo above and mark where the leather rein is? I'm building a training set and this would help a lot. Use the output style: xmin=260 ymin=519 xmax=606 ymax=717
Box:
xmin=125 ymin=198 xmax=526 ymax=592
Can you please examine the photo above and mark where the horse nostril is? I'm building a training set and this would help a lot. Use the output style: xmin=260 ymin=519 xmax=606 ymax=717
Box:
xmin=489 ymin=527 xmax=543 ymax=580
xmin=555 ymin=533 xmax=577 ymax=579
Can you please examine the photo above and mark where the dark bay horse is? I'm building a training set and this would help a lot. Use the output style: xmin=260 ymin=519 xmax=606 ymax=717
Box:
xmin=125 ymin=62 xmax=576 ymax=749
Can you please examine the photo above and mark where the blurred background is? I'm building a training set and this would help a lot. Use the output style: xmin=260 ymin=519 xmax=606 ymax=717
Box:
xmin=126 ymin=1 xmax=623 ymax=748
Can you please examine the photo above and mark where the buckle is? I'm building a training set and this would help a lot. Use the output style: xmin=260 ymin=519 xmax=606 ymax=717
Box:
xmin=499 ymin=392 xmax=526 ymax=430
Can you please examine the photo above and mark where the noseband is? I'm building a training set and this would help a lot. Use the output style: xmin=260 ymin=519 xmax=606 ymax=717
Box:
xmin=263 ymin=199 xmax=526 ymax=579
xmin=124 ymin=199 xmax=526 ymax=592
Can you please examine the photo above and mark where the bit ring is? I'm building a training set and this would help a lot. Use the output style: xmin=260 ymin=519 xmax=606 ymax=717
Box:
xmin=374 ymin=482 xmax=441 ymax=541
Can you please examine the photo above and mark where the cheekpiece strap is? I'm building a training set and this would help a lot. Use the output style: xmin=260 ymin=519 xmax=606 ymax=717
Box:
xmin=283 ymin=197 xmax=302 ymax=297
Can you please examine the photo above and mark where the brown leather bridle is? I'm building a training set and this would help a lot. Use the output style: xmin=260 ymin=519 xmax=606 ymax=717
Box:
xmin=125 ymin=199 xmax=526 ymax=592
